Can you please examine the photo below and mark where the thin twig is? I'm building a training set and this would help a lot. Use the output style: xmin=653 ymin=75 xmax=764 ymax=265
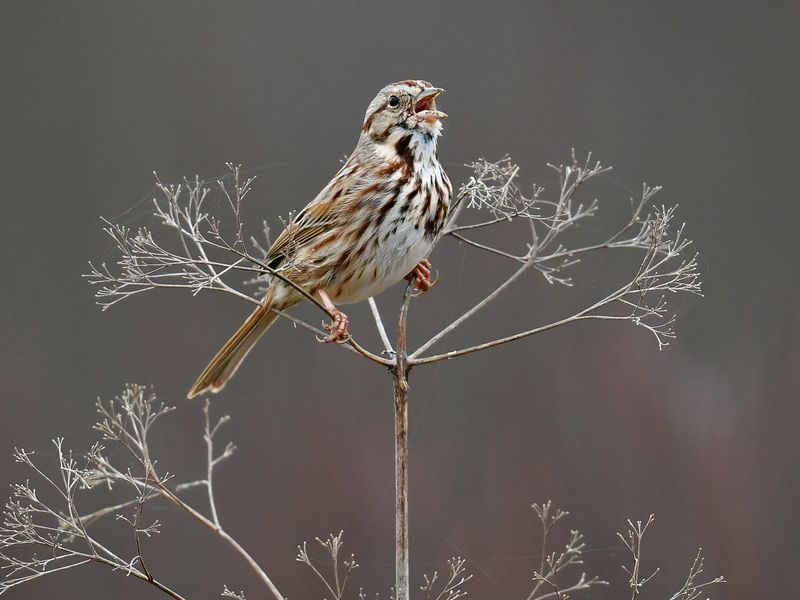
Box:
xmin=368 ymin=297 xmax=394 ymax=355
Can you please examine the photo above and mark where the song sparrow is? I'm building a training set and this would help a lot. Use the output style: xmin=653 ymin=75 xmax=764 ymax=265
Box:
xmin=188 ymin=80 xmax=452 ymax=398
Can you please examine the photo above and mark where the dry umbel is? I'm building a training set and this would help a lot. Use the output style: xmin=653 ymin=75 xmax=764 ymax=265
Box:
xmin=1 ymin=385 xmax=723 ymax=599
xmin=2 ymin=151 xmax=711 ymax=598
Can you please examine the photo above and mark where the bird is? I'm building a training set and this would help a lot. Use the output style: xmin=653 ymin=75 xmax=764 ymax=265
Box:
xmin=187 ymin=80 xmax=452 ymax=398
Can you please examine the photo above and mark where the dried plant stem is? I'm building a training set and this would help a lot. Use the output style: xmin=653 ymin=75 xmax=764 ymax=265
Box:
xmin=81 ymin=552 xmax=189 ymax=600
xmin=101 ymin=434 xmax=284 ymax=599
xmin=392 ymin=284 xmax=414 ymax=600
xmin=413 ymin=298 xmax=622 ymax=365
xmin=156 ymin=459 xmax=284 ymax=599
xmin=65 ymin=153 xmax=707 ymax=599
xmin=203 ymin=400 xmax=223 ymax=528
xmin=410 ymin=254 xmax=534 ymax=359
xmin=369 ymin=297 xmax=394 ymax=355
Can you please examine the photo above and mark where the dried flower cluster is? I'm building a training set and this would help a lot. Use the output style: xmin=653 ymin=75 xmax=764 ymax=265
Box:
xmin=87 ymin=152 xmax=702 ymax=364
xmin=0 ymin=385 xmax=278 ymax=599
xmin=1 ymin=385 xmax=722 ymax=598
xmin=1 ymin=152 xmax=712 ymax=598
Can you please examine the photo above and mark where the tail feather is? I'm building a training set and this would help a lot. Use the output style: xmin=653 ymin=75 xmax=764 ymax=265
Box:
xmin=187 ymin=301 xmax=279 ymax=398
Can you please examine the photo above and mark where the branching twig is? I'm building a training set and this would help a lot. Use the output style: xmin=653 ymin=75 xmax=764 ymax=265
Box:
xmin=618 ymin=516 xmax=724 ymax=600
xmin=0 ymin=385 xmax=283 ymax=600
xmin=415 ymin=152 xmax=700 ymax=361
xmin=26 ymin=150 xmax=709 ymax=600
xmin=296 ymin=531 xmax=359 ymax=600
xmin=525 ymin=501 xmax=607 ymax=600
xmin=0 ymin=437 xmax=186 ymax=599
xmin=618 ymin=515 xmax=660 ymax=599
xmin=420 ymin=556 xmax=473 ymax=600
xmin=203 ymin=399 xmax=236 ymax=530
xmin=84 ymin=164 xmax=390 ymax=367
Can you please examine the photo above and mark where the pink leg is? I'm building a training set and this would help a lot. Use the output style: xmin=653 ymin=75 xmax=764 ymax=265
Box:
xmin=405 ymin=258 xmax=438 ymax=294
xmin=318 ymin=289 xmax=349 ymax=343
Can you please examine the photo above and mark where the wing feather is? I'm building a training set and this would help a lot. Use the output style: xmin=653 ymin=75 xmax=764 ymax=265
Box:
xmin=264 ymin=164 xmax=357 ymax=265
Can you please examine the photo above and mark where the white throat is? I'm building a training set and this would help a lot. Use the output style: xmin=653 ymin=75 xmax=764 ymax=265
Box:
xmin=407 ymin=125 xmax=441 ymax=165
xmin=366 ymin=124 xmax=442 ymax=166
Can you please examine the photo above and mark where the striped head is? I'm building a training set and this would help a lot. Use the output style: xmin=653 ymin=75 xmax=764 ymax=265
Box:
xmin=362 ymin=80 xmax=447 ymax=143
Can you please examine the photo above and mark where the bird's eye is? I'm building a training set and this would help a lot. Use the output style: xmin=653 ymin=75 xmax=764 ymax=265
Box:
xmin=388 ymin=95 xmax=400 ymax=108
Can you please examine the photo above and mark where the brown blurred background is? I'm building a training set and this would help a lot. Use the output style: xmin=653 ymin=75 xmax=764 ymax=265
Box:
xmin=1 ymin=1 xmax=798 ymax=598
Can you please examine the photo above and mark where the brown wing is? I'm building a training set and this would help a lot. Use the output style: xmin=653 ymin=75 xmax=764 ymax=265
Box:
xmin=263 ymin=163 xmax=357 ymax=269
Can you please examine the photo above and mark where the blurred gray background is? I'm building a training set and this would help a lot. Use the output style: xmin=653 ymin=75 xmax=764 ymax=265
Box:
xmin=1 ymin=1 xmax=798 ymax=598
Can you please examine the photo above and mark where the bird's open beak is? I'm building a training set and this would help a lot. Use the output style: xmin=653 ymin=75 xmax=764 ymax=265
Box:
xmin=414 ymin=87 xmax=447 ymax=121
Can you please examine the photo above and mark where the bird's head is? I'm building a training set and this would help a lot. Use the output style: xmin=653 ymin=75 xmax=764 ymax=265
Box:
xmin=362 ymin=80 xmax=447 ymax=142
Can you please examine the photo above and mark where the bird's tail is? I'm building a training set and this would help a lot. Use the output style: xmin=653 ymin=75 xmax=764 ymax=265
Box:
xmin=187 ymin=295 xmax=279 ymax=399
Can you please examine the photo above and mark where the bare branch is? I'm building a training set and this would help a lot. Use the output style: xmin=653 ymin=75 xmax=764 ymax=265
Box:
xmin=415 ymin=153 xmax=701 ymax=363
xmin=296 ymin=531 xmax=359 ymax=600
xmin=0 ymin=384 xmax=285 ymax=600
xmin=61 ymin=151 xmax=711 ymax=600
xmin=203 ymin=399 xmax=235 ymax=529
xmin=617 ymin=516 xmax=724 ymax=600
xmin=526 ymin=501 xmax=607 ymax=600
xmin=420 ymin=556 xmax=473 ymax=600
xmin=0 ymin=434 xmax=186 ymax=599
xmin=667 ymin=549 xmax=725 ymax=600
xmin=368 ymin=297 xmax=395 ymax=356
xmin=85 ymin=164 xmax=391 ymax=367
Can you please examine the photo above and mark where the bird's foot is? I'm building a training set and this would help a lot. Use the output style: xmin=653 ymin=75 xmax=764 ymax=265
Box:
xmin=405 ymin=259 xmax=438 ymax=295
xmin=322 ymin=307 xmax=349 ymax=343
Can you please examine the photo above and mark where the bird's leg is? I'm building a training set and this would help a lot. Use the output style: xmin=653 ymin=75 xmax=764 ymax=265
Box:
xmin=318 ymin=289 xmax=350 ymax=343
xmin=405 ymin=258 xmax=438 ymax=294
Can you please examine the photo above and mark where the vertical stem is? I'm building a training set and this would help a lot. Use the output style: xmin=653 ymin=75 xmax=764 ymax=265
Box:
xmin=394 ymin=370 xmax=409 ymax=600
xmin=203 ymin=400 xmax=222 ymax=530
xmin=393 ymin=284 xmax=413 ymax=600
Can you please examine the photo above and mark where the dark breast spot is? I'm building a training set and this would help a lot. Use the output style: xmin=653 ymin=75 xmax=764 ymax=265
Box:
xmin=424 ymin=216 xmax=437 ymax=237
xmin=397 ymin=178 xmax=421 ymax=217
xmin=373 ymin=190 xmax=399 ymax=235
xmin=423 ymin=176 xmax=450 ymax=238
xmin=394 ymin=134 xmax=414 ymax=169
